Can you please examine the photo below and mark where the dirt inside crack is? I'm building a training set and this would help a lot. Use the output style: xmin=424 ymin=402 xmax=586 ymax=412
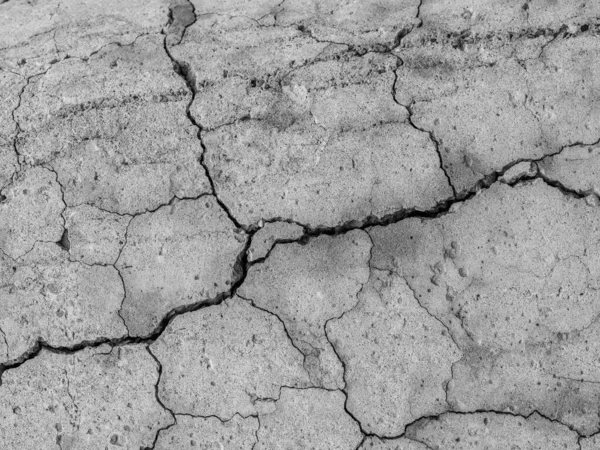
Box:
xmin=1 ymin=0 xmax=600 ymax=449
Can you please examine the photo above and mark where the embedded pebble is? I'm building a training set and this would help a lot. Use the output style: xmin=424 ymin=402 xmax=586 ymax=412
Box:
xmin=247 ymin=221 xmax=304 ymax=262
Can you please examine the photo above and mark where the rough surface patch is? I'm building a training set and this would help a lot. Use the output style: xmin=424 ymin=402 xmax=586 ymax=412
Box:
xmin=174 ymin=16 xmax=452 ymax=227
xmin=359 ymin=437 xmax=429 ymax=450
xmin=64 ymin=205 xmax=130 ymax=266
xmin=117 ymin=197 xmax=246 ymax=337
xmin=328 ymin=268 xmax=461 ymax=436
xmin=151 ymin=298 xmax=310 ymax=418
xmin=0 ymin=0 xmax=170 ymax=76
xmin=0 ymin=71 xmax=24 ymax=188
xmin=539 ymin=142 xmax=600 ymax=195
xmin=371 ymin=180 xmax=600 ymax=435
xmin=16 ymin=34 xmax=211 ymax=215
xmin=239 ymin=231 xmax=371 ymax=389
xmin=0 ymin=345 xmax=172 ymax=449
xmin=155 ymin=414 xmax=259 ymax=450
xmin=395 ymin=24 xmax=600 ymax=193
xmin=0 ymin=243 xmax=126 ymax=364
xmin=406 ymin=412 xmax=579 ymax=450
xmin=255 ymin=388 xmax=363 ymax=450
xmin=247 ymin=221 xmax=305 ymax=262
xmin=2 ymin=0 xmax=600 ymax=448
xmin=0 ymin=167 xmax=64 ymax=259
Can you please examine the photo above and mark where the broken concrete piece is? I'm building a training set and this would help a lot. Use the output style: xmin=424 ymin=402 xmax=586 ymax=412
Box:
xmin=499 ymin=161 xmax=538 ymax=184
xmin=327 ymin=269 xmax=461 ymax=436
xmin=155 ymin=414 xmax=259 ymax=450
xmin=0 ymin=167 xmax=64 ymax=260
xmin=0 ymin=0 xmax=170 ymax=76
xmin=0 ymin=345 xmax=172 ymax=449
xmin=370 ymin=180 xmax=600 ymax=434
xmin=359 ymin=437 xmax=429 ymax=450
xmin=64 ymin=205 xmax=130 ymax=266
xmin=539 ymin=142 xmax=600 ymax=195
xmin=116 ymin=197 xmax=246 ymax=337
xmin=239 ymin=230 xmax=371 ymax=389
xmin=16 ymin=34 xmax=211 ymax=215
xmin=255 ymin=388 xmax=363 ymax=450
xmin=247 ymin=221 xmax=304 ymax=262
xmin=0 ymin=243 xmax=126 ymax=364
xmin=151 ymin=298 xmax=309 ymax=418
xmin=406 ymin=412 xmax=579 ymax=450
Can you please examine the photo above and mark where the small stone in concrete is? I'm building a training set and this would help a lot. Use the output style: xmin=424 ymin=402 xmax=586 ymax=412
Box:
xmin=327 ymin=269 xmax=461 ymax=436
xmin=156 ymin=414 xmax=258 ymax=450
xmin=255 ymin=388 xmax=363 ymax=450
xmin=151 ymin=298 xmax=309 ymax=419
xmin=64 ymin=205 xmax=130 ymax=266
xmin=247 ymin=221 xmax=304 ymax=262
xmin=0 ymin=167 xmax=64 ymax=259
xmin=117 ymin=197 xmax=246 ymax=337
xmin=499 ymin=161 xmax=538 ymax=184
xmin=0 ymin=243 xmax=126 ymax=364
xmin=406 ymin=412 xmax=579 ymax=450
xmin=0 ymin=345 xmax=172 ymax=449
xmin=239 ymin=230 xmax=371 ymax=389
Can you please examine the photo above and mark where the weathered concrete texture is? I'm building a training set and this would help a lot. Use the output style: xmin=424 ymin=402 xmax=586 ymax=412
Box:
xmin=395 ymin=26 xmax=600 ymax=193
xmin=239 ymin=231 xmax=371 ymax=389
xmin=275 ymin=0 xmax=420 ymax=49
xmin=64 ymin=205 xmax=130 ymax=266
xmin=0 ymin=345 xmax=172 ymax=449
xmin=117 ymin=197 xmax=246 ymax=337
xmin=539 ymin=142 xmax=600 ymax=196
xmin=581 ymin=434 xmax=600 ymax=450
xmin=406 ymin=412 xmax=579 ymax=450
xmin=0 ymin=70 xmax=24 ymax=188
xmin=0 ymin=167 xmax=64 ymax=259
xmin=155 ymin=414 xmax=259 ymax=450
xmin=0 ymin=0 xmax=170 ymax=76
xmin=359 ymin=437 xmax=429 ymax=450
xmin=328 ymin=268 xmax=460 ymax=436
xmin=247 ymin=221 xmax=304 ymax=262
xmin=174 ymin=17 xmax=452 ymax=227
xmin=370 ymin=180 xmax=600 ymax=434
xmin=0 ymin=243 xmax=126 ymax=364
xmin=16 ymin=34 xmax=211 ymax=215
xmin=151 ymin=298 xmax=310 ymax=419
xmin=255 ymin=388 xmax=363 ymax=450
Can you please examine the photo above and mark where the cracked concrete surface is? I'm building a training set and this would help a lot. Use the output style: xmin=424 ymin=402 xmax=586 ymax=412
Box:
xmin=1 ymin=0 xmax=600 ymax=448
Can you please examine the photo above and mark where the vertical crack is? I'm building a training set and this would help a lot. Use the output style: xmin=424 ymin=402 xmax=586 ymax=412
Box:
xmin=161 ymin=1 xmax=249 ymax=232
